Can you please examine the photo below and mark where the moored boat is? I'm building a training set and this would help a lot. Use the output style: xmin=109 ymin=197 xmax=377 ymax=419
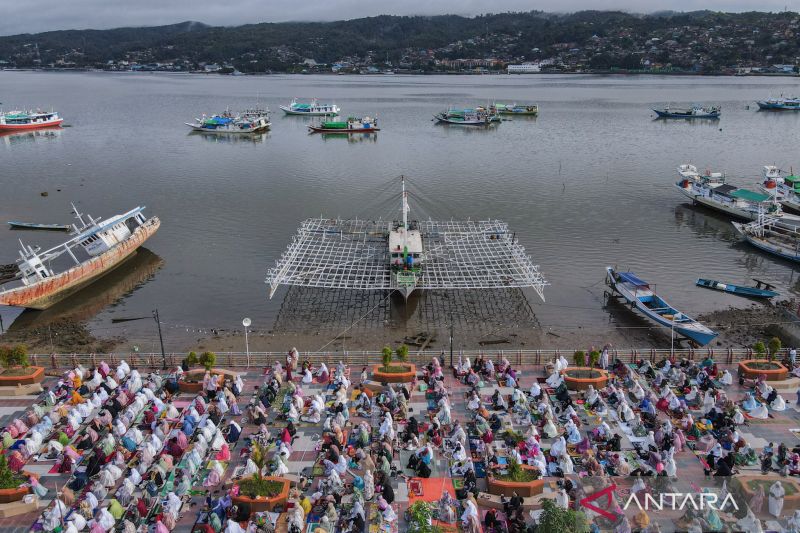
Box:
xmin=494 ymin=103 xmax=539 ymax=116
xmin=760 ymin=165 xmax=800 ymax=213
xmin=186 ymin=109 xmax=270 ymax=134
xmin=280 ymin=98 xmax=340 ymax=116
xmin=653 ymin=104 xmax=720 ymax=119
xmin=732 ymin=214 xmax=800 ymax=264
xmin=434 ymin=108 xmax=493 ymax=126
xmin=675 ymin=163 xmax=800 ymax=229
xmin=0 ymin=110 xmax=63 ymax=131
xmin=695 ymin=278 xmax=778 ymax=298
xmin=308 ymin=116 xmax=379 ymax=133
xmin=0 ymin=205 xmax=160 ymax=309
xmin=7 ymin=221 xmax=71 ymax=231
xmin=756 ymin=96 xmax=800 ymax=111
xmin=605 ymin=267 xmax=718 ymax=346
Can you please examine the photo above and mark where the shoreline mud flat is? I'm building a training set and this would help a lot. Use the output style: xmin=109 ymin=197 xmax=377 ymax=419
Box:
xmin=1 ymin=298 xmax=792 ymax=355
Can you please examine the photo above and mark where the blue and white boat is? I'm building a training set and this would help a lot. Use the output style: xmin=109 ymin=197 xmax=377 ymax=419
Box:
xmin=653 ymin=104 xmax=720 ymax=119
xmin=756 ymin=96 xmax=800 ymax=111
xmin=605 ymin=267 xmax=718 ymax=346
xmin=695 ymin=278 xmax=778 ymax=298
xmin=8 ymin=221 xmax=71 ymax=231
xmin=280 ymin=98 xmax=340 ymax=116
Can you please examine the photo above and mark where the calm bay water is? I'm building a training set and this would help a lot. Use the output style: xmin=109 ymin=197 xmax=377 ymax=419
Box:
xmin=1 ymin=71 xmax=800 ymax=350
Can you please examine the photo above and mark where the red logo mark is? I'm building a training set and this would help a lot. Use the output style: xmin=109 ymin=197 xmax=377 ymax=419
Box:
xmin=579 ymin=483 xmax=618 ymax=520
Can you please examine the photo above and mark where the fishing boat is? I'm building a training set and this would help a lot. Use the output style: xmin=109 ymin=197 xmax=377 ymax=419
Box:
xmin=494 ymin=103 xmax=539 ymax=116
xmin=7 ymin=221 xmax=71 ymax=231
xmin=186 ymin=110 xmax=270 ymax=134
xmin=653 ymin=104 xmax=720 ymax=119
xmin=756 ymin=96 xmax=800 ymax=111
xmin=695 ymin=278 xmax=778 ymax=298
xmin=280 ymin=98 xmax=340 ymax=116
xmin=675 ymin=163 xmax=800 ymax=229
xmin=308 ymin=116 xmax=379 ymax=133
xmin=0 ymin=110 xmax=63 ymax=131
xmin=732 ymin=214 xmax=800 ymax=264
xmin=605 ymin=267 xmax=718 ymax=346
xmin=434 ymin=108 xmax=493 ymax=126
xmin=0 ymin=205 xmax=160 ymax=309
xmin=760 ymin=165 xmax=800 ymax=213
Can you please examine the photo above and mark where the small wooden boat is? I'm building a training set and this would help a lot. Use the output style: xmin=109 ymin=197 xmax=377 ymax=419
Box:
xmin=606 ymin=267 xmax=718 ymax=346
xmin=308 ymin=116 xmax=379 ymax=133
xmin=434 ymin=108 xmax=492 ymax=126
xmin=495 ymin=103 xmax=539 ymax=116
xmin=732 ymin=215 xmax=800 ymax=263
xmin=8 ymin=221 xmax=71 ymax=231
xmin=654 ymin=105 xmax=720 ymax=119
xmin=695 ymin=278 xmax=778 ymax=298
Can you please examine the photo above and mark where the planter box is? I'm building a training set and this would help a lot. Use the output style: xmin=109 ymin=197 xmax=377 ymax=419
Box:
xmin=486 ymin=465 xmax=544 ymax=497
xmin=372 ymin=363 xmax=416 ymax=383
xmin=0 ymin=367 xmax=44 ymax=386
xmin=178 ymin=368 xmax=240 ymax=393
xmin=232 ymin=476 xmax=291 ymax=515
xmin=738 ymin=360 xmax=788 ymax=381
xmin=0 ymin=471 xmax=35 ymax=504
xmin=737 ymin=476 xmax=800 ymax=512
xmin=561 ymin=367 xmax=608 ymax=391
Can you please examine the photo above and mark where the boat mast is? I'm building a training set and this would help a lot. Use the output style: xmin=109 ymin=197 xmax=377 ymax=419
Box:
xmin=401 ymin=175 xmax=409 ymax=249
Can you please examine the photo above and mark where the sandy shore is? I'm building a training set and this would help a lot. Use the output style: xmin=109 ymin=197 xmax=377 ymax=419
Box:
xmin=1 ymin=299 xmax=789 ymax=355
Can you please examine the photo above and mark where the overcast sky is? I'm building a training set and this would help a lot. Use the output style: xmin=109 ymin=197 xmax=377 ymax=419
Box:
xmin=0 ymin=0 xmax=795 ymax=36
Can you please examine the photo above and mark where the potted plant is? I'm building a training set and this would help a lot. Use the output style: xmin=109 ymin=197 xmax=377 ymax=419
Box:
xmin=396 ymin=344 xmax=409 ymax=362
xmin=0 ymin=454 xmax=30 ymax=503
xmin=753 ymin=341 xmax=767 ymax=360
xmin=373 ymin=345 xmax=416 ymax=383
xmin=0 ymin=345 xmax=44 ymax=386
xmin=537 ymin=499 xmax=590 ymax=533
xmin=199 ymin=351 xmax=217 ymax=371
xmin=407 ymin=500 xmax=443 ymax=533
xmin=589 ymin=350 xmax=601 ymax=368
xmin=232 ymin=443 xmax=290 ymax=514
xmin=573 ymin=350 xmax=585 ymax=367
xmin=768 ymin=337 xmax=782 ymax=362
xmin=487 ymin=458 xmax=544 ymax=497
xmin=186 ymin=351 xmax=199 ymax=367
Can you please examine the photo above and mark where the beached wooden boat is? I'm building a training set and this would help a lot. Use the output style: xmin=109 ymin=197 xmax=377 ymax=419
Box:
xmin=732 ymin=215 xmax=800 ymax=264
xmin=695 ymin=278 xmax=778 ymax=298
xmin=606 ymin=267 xmax=718 ymax=346
xmin=8 ymin=221 xmax=71 ymax=231
xmin=0 ymin=205 xmax=159 ymax=309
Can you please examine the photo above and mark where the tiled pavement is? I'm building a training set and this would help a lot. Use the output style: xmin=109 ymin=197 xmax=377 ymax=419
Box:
xmin=4 ymin=363 xmax=800 ymax=532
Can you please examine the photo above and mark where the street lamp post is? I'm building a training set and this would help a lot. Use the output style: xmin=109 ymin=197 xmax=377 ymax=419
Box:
xmin=449 ymin=314 xmax=454 ymax=369
xmin=153 ymin=309 xmax=166 ymax=370
xmin=242 ymin=318 xmax=251 ymax=368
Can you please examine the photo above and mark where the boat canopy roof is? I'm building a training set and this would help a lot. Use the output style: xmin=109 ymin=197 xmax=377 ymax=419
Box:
xmin=618 ymin=271 xmax=649 ymax=287
xmin=730 ymin=189 xmax=770 ymax=202
xmin=714 ymin=184 xmax=738 ymax=195
xmin=785 ymin=174 xmax=800 ymax=184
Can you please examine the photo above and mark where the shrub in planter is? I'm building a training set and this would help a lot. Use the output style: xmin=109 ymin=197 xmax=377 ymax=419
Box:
xmin=186 ymin=351 xmax=199 ymax=367
xmin=0 ymin=454 xmax=25 ymax=489
xmin=381 ymin=346 xmax=393 ymax=369
xmin=396 ymin=344 xmax=409 ymax=362
xmin=573 ymin=350 xmax=585 ymax=367
xmin=199 ymin=351 xmax=217 ymax=371
xmin=496 ymin=459 xmax=540 ymax=483
xmin=753 ymin=341 xmax=767 ymax=359
xmin=537 ymin=499 xmax=590 ymax=533
xmin=407 ymin=500 xmax=443 ymax=533
xmin=589 ymin=350 xmax=600 ymax=368
xmin=769 ymin=337 xmax=782 ymax=361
